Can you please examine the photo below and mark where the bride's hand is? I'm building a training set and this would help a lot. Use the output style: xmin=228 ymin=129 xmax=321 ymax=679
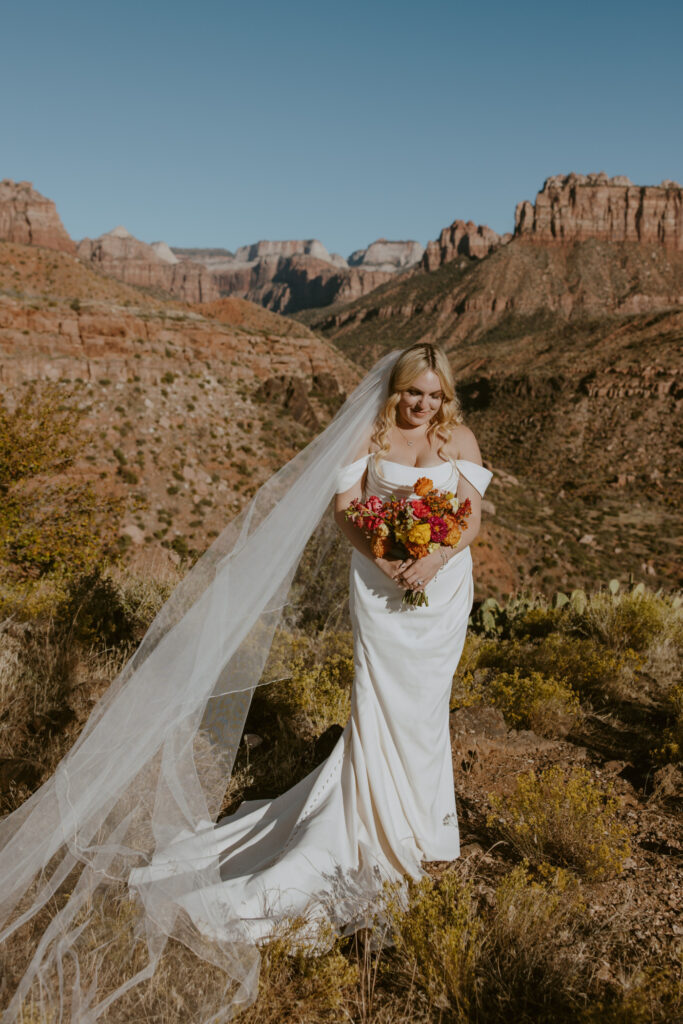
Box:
xmin=374 ymin=556 xmax=411 ymax=582
xmin=397 ymin=551 xmax=442 ymax=592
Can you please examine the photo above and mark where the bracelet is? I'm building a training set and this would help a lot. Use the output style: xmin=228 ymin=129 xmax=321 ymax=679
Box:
xmin=439 ymin=548 xmax=449 ymax=568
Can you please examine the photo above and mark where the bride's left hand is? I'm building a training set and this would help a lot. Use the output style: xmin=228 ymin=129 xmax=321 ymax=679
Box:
xmin=397 ymin=551 xmax=442 ymax=592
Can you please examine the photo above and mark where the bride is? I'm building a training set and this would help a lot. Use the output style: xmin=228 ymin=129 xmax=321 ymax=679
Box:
xmin=0 ymin=342 xmax=491 ymax=1022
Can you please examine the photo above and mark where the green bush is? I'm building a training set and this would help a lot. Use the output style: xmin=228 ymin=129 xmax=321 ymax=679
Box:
xmin=264 ymin=629 xmax=354 ymax=737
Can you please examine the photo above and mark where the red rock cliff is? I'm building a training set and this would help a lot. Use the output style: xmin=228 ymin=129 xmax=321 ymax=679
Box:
xmin=515 ymin=172 xmax=683 ymax=250
xmin=0 ymin=179 xmax=76 ymax=254
xmin=77 ymin=226 xmax=219 ymax=303
xmin=422 ymin=220 xmax=510 ymax=271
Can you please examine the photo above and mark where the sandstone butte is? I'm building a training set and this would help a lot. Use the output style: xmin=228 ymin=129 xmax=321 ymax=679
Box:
xmin=422 ymin=220 xmax=512 ymax=271
xmin=0 ymin=180 xmax=425 ymax=312
xmin=0 ymin=179 xmax=75 ymax=254
xmin=515 ymin=172 xmax=683 ymax=249
xmin=77 ymin=225 xmax=219 ymax=305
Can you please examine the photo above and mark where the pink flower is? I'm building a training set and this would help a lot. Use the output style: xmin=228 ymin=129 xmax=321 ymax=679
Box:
xmin=366 ymin=495 xmax=384 ymax=513
xmin=429 ymin=516 xmax=448 ymax=543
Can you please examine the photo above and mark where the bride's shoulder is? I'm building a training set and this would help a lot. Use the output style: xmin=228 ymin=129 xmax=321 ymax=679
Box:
xmin=444 ymin=423 xmax=482 ymax=463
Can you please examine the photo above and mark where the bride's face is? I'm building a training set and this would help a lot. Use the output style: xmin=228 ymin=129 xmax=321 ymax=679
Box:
xmin=396 ymin=369 xmax=444 ymax=428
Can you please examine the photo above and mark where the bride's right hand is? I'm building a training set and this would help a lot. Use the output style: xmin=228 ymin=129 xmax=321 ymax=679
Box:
xmin=374 ymin=556 xmax=413 ymax=582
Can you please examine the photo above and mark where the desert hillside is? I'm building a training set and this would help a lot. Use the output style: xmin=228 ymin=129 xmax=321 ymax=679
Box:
xmin=298 ymin=232 xmax=682 ymax=594
xmin=0 ymin=239 xmax=359 ymax=572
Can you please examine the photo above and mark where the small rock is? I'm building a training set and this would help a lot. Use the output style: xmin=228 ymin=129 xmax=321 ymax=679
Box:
xmin=450 ymin=706 xmax=507 ymax=739
xmin=243 ymin=733 xmax=262 ymax=750
xmin=460 ymin=843 xmax=484 ymax=858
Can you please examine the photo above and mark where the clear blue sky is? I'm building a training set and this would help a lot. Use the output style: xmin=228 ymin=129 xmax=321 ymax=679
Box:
xmin=3 ymin=0 xmax=682 ymax=259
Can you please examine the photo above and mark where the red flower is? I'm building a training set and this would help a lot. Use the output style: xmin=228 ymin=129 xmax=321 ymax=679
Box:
xmin=410 ymin=499 xmax=431 ymax=519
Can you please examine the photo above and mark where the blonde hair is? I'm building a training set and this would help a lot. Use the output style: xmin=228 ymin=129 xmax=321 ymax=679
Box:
xmin=371 ymin=343 xmax=463 ymax=460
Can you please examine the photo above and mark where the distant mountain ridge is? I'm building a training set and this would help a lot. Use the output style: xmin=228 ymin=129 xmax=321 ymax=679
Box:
xmin=2 ymin=171 xmax=683 ymax=314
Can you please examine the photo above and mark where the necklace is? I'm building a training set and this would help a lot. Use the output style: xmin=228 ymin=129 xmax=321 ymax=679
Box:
xmin=396 ymin=420 xmax=427 ymax=447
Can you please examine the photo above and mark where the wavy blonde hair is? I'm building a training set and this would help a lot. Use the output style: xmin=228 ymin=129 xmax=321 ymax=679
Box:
xmin=371 ymin=343 xmax=463 ymax=460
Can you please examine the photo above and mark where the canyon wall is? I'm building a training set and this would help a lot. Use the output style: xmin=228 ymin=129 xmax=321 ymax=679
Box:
xmin=515 ymin=172 xmax=683 ymax=250
xmin=0 ymin=179 xmax=75 ymax=254
xmin=77 ymin=226 xmax=219 ymax=303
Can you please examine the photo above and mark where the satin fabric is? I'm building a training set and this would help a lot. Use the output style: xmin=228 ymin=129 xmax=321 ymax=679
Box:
xmin=129 ymin=456 xmax=489 ymax=944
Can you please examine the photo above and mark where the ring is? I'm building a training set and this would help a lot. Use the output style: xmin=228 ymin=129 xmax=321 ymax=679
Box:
xmin=416 ymin=579 xmax=424 ymax=586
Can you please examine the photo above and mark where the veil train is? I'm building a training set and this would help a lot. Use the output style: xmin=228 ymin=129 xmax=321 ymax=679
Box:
xmin=0 ymin=351 xmax=401 ymax=1023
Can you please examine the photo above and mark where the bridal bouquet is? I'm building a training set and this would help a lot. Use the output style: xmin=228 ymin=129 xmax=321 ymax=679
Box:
xmin=345 ymin=476 xmax=471 ymax=606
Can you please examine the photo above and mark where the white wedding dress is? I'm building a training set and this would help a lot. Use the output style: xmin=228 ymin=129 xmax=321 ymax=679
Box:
xmin=128 ymin=455 xmax=492 ymax=945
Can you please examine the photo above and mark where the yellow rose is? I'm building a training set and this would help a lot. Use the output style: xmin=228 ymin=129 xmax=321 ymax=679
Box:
xmin=408 ymin=523 xmax=431 ymax=545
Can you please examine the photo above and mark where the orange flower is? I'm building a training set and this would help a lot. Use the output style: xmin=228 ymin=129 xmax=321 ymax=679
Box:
xmin=414 ymin=477 xmax=433 ymax=497
xmin=370 ymin=535 xmax=392 ymax=558
xmin=444 ymin=524 xmax=461 ymax=547
xmin=405 ymin=541 xmax=430 ymax=559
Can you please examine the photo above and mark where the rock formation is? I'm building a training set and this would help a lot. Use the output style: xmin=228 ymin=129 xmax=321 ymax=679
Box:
xmin=515 ymin=172 xmax=683 ymax=250
xmin=233 ymin=238 xmax=347 ymax=267
xmin=77 ymin=226 xmax=219 ymax=303
xmin=0 ymin=179 xmax=76 ymax=254
xmin=348 ymin=239 xmax=424 ymax=271
xmin=178 ymin=237 xmax=421 ymax=314
xmin=422 ymin=219 xmax=510 ymax=271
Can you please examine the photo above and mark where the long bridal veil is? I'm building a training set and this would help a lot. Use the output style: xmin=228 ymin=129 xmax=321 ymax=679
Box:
xmin=0 ymin=351 xmax=400 ymax=1023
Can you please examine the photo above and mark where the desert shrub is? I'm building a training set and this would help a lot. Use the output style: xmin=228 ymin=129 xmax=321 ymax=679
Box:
xmin=480 ymin=863 xmax=587 ymax=1020
xmin=570 ymin=587 xmax=682 ymax=653
xmin=263 ymin=628 xmax=354 ymax=737
xmin=488 ymin=766 xmax=632 ymax=881
xmin=0 ymin=382 xmax=79 ymax=485
xmin=56 ymin=566 xmax=174 ymax=649
xmin=451 ymin=658 xmax=580 ymax=739
xmin=0 ymin=566 xmax=176 ymax=812
xmin=653 ymin=681 xmax=683 ymax=765
xmin=386 ymin=871 xmax=481 ymax=1018
xmin=383 ymin=864 xmax=589 ymax=1023
xmin=579 ymin=950 xmax=683 ymax=1024
xmin=0 ymin=617 xmax=83 ymax=811
xmin=0 ymin=384 xmax=124 ymax=579
xmin=486 ymin=669 xmax=580 ymax=738
xmin=475 ymin=634 xmax=638 ymax=702
xmin=238 ymin=921 xmax=358 ymax=1023
xmin=510 ymin=606 xmax=564 ymax=639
